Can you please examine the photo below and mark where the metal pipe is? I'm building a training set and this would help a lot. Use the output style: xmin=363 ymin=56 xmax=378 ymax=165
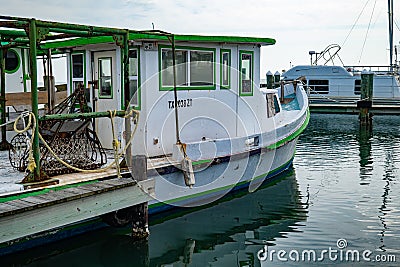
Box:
xmin=388 ymin=0 xmax=394 ymax=71
xmin=123 ymin=31 xmax=132 ymax=166
xmin=40 ymin=110 xmax=134 ymax=121
xmin=170 ymin=35 xmax=181 ymax=144
xmin=28 ymin=19 xmax=41 ymax=180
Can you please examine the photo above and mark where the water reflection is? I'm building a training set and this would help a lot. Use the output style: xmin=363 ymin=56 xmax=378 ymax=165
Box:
xmin=148 ymin=172 xmax=308 ymax=266
xmin=357 ymin=124 xmax=373 ymax=184
xmin=2 ymin=172 xmax=308 ymax=266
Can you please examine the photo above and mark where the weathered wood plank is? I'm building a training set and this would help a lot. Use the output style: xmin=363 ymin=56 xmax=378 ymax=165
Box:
xmin=5 ymin=91 xmax=67 ymax=106
xmin=0 ymin=178 xmax=141 ymax=218
xmin=0 ymin=179 xmax=153 ymax=245
xmin=0 ymin=203 xmax=18 ymax=213
xmin=5 ymin=200 xmax=35 ymax=209
xmin=101 ymin=178 xmax=135 ymax=187
xmin=21 ymin=196 xmax=53 ymax=205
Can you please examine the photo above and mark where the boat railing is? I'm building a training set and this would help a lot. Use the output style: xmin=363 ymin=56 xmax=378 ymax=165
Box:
xmin=277 ymin=78 xmax=306 ymax=103
xmin=344 ymin=65 xmax=399 ymax=75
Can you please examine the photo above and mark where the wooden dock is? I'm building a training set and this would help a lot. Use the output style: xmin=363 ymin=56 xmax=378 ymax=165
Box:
xmin=309 ymin=98 xmax=400 ymax=114
xmin=0 ymin=175 xmax=154 ymax=253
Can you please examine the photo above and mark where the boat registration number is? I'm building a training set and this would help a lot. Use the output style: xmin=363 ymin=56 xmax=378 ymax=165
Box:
xmin=168 ymin=99 xmax=193 ymax=109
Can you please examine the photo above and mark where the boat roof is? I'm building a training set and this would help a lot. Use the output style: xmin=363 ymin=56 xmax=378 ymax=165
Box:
xmin=0 ymin=29 xmax=276 ymax=49
xmin=282 ymin=65 xmax=353 ymax=79
xmin=43 ymin=32 xmax=276 ymax=49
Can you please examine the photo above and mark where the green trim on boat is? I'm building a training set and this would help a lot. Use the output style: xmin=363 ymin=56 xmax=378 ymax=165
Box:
xmin=149 ymin=153 xmax=295 ymax=209
xmin=266 ymin=108 xmax=310 ymax=150
xmin=192 ymin=159 xmax=212 ymax=166
xmin=40 ymin=33 xmax=275 ymax=50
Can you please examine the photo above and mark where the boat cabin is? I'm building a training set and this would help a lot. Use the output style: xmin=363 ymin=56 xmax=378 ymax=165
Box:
xmin=43 ymin=33 xmax=278 ymax=158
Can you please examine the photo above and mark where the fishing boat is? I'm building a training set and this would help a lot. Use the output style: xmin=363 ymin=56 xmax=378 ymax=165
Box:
xmin=0 ymin=16 xmax=309 ymax=251
xmin=42 ymin=33 xmax=309 ymax=214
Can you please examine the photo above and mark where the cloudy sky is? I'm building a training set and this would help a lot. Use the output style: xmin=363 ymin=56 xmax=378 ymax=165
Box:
xmin=1 ymin=0 xmax=397 ymax=76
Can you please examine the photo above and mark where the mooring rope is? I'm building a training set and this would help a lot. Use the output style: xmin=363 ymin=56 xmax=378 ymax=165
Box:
xmin=13 ymin=111 xmax=37 ymax=173
xmin=12 ymin=110 xmax=140 ymax=175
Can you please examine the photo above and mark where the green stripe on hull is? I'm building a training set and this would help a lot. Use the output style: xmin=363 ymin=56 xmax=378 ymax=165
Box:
xmin=266 ymin=108 xmax=310 ymax=150
xmin=149 ymin=150 xmax=296 ymax=209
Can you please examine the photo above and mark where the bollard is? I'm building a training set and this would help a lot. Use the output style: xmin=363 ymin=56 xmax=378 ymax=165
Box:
xmin=274 ymin=71 xmax=281 ymax=88
xmin=266 ymin=71 xmax=274 ymax=89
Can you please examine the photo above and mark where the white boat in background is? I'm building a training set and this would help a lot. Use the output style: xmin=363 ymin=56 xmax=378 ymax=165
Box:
xmin=278 ymin=0 xmax=400 ymax=114
xmin=280 ymin=44 xmax=400 ymax=113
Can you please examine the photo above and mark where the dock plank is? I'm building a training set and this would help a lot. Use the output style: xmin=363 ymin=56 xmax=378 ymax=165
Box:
xmin=0 ymin=178 xmax=140 ymax=218
xmin=0 ymin=203 xmax=18 ymax=213
xmin=0 ymin=179 xmax=153 ymax=245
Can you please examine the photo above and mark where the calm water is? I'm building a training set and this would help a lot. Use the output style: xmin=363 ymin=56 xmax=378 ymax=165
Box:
xmin=2 ymin=113 xmax=400 ymax=266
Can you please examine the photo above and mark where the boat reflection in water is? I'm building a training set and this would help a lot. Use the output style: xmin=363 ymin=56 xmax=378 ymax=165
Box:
xmin=2 ymin=171 xmax=308 ymax=266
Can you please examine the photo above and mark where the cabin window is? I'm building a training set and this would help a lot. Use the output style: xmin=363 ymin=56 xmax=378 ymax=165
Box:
xmin=128 ymin=48 xmax=140 ymax=105
xmin=160 ymin=46 xmax=215 ymax=90
xmin=4 ymin=49 xmax=20 ymax=74
xmin=354 ymin=79 xmax=361 ymax=95
xmin=190 ymin=50 xmax=213 ymax=86
xmin=98 ymin=57 xmax=113 ymax=98
xmin=239 ymin=51 xmax=254 ymax=96
xmin=70 ymin=52 xmax=85 ymax=92
xmin=308 ymin=80 xmax=329 ymax=94
xmin=220 ymin=49 xmax=231 ymax=89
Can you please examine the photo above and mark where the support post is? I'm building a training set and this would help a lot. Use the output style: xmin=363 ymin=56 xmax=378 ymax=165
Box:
xmin=0 ymin=48 xmax=11 ymax=150
xmin=131 ymin=155 xmax=148 ymax=239
xmin=45 ymin=49 xmax=55 ymax=113
xmin=171 ymin=35 xmax=181 ymax=144
xmin=122 ymin=31 xmax=132 ymax=170
xmin=358 ymin=72 xmax=373 ymax=125
xmin=27 ymin=19 xmax=41 ymax=181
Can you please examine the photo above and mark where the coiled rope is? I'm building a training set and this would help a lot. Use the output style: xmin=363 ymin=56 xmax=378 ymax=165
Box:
xmin=13 ymin=109 xmax=140 ymax=176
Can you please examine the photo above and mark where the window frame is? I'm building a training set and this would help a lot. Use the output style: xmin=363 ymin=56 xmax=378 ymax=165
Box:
xmin=121 ymin=47 xmax=141 ymax=110
xmin=98 ymin=56 xmax=113 ymax=99
xmin=69 ymin=51 xmax=86 ymax=93
xmin=308 ymin=79 xmax=329 ymax=94
xmin=158 ymin=45 xmax=216 ymax=91
xmin=220 ymin=49 xmax=231 ymax=89
xmin=354 ymin=79 xmax=361 ymax=95
xmin=4 ymin=48 xmax=20 ymax=74
xmin=239 ymin=50 xmax=254 ymax=96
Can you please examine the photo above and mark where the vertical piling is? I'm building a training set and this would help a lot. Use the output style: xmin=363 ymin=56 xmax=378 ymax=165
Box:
xmin=131 ymin=155 xmax=149 ymax=239
xmin=358 ymin=71 xmax=373 ymax=125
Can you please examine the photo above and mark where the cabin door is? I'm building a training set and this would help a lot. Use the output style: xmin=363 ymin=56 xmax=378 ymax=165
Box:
xmin=93 ymin=51 xmax=119 ymax=149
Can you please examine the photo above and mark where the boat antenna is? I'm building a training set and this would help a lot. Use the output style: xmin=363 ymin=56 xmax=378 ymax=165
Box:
xmin=388 ymin=0 xmax=394 ymax=71
xmin=342 ymin=0 xmax=371 ymax=48
xmin=358 ymin=0 xmax=377 ymax=63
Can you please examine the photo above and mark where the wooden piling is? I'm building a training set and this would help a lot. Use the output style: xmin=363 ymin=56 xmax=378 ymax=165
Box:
xmin=358 ymin=72 xmax=374 ymax=125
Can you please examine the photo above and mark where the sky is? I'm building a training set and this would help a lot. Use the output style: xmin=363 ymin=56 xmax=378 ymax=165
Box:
xmin=1 ymin=0 xmax=398 ymax=79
